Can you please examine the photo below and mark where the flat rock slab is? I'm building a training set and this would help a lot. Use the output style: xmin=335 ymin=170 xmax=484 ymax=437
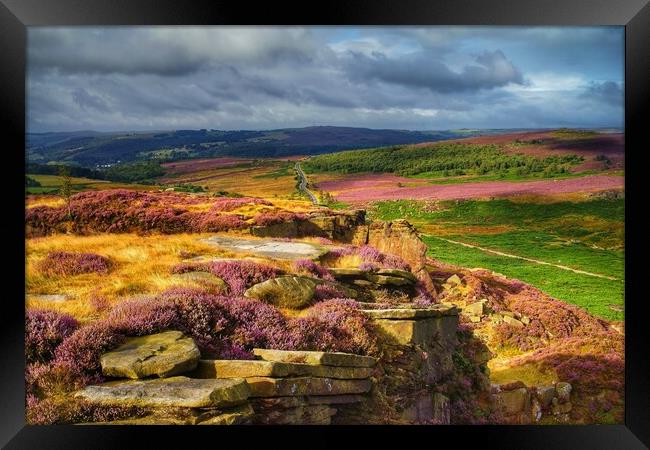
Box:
xmin=329 ymin=268 xmax=369 ymax=278
xmin=194 ymin=359 xmax=372 ymax=380
xmin=253 ymin=348 xmax=377 ymax=368
xmin=100 ymin=330 xmax=201 ymax=379
xmin=376 ymin=268 xmax=418 ymax=282
xmin=367 ymin=274 xmax=413 ymax=286
xmin=202 ymin=236 xmax=326 ymax=260
xmin=75 ymin=376 xmax=250 ymax=408
xmin=362 ymin=305 xmax=459 ymax=320
xmin=246 ymin=376 xmax=372 ymax=397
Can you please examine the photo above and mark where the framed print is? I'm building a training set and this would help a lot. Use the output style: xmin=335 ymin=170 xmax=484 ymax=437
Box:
xmin=1 ymin=0 xmax=648 ymax=448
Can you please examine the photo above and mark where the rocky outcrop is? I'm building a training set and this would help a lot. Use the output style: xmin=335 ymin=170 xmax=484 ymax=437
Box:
xmin=328 ymin=267 xmax=421 ymax=302
xmin=350 ymin=220 xmax=436 ymax=295
xmin=244 ymin=276 xmax=318 ymax=308
xmin=193 ymin=349 xmax=377 ymax=425
xmin=490 ymin=381 xmax=574 ymax=424
xmin=327 ymin=305 xmax=460 ymax=425
xmin=244 ymin=276 xmax=357 ymax=309
xmin=100 ymin=331 xmax=201 ymax=379
xmin=248 ymin=211 xmax=436 ymax=296
xmin=250 ymin=210 xmax=367 ymax=241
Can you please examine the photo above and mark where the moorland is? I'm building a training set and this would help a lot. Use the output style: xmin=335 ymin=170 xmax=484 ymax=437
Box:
xmin=24 ymin=127 xmax=624 ymax=425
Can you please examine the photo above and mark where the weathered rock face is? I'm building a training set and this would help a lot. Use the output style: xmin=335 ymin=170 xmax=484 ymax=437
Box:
xmin=328 ymin=266 xmax=420 ymax=302
xmin=371 ymin=306 xmax=459 ymax=350
xmin=100 ymin=331 xmax=201 ymax=379
xmin=360 ymin=220 xmax=436 ymax=295
xmin=191 ymin=348 xmax=375 ymax=425
xmin=246 ymin=376 xmax=373 ymax=397
xmin=75 ymin=376 xmax=251 ymax=408
xmin=252 ymin=348 xmax=377 ymax=368
xmin=244 ymin=276 xmax=317 ymax=308
xmin=339 ymin=305 xmax=462 ymax=425
xmin=250 ymin=210 xmax=366 ymax=241
xmin=493 ymin=387 xmax=530 ymax=417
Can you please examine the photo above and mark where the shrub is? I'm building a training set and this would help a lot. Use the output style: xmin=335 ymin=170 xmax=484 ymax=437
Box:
xmin=284 ymin=299 xmax=379 ymax=356
xmin=37 ymin=252 xmax=112 ymax=276
xmin=191 ymin=212 xmax=248 ymax=232
xmin=313 ymin=284 xmax=348 ymax=301
xmin=25 ymin=309 xmax=79 ymax=363
xmin=25 ymin=361 xmax=87 ymax=398
xmin=326 ymin=245 xmax=411 ymax=271
xmin=293 ymin=259 xmax=334 ymax=281
xmin=105 ymin=297 xmax=178 ymax=336
xmin=25 ymin=190 xmax=308 ymax=236
xmin=54 ymin=322 xmax=125 ymax=376
xmin=210 ymin=197 xmax=272 ymax=212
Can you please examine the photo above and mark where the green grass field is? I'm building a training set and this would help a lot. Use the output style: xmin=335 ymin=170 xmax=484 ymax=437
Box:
xmin=370 ymin=198 xmax=624 ymax=321
xmin=26 ymin=174 xmax=155 ymax=194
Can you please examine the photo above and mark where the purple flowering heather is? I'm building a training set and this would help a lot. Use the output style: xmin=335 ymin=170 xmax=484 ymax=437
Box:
xmin=37 ymin=252 xmax=112 ymax=276
xmin=25 ymin=309 xmax=79 ymax=363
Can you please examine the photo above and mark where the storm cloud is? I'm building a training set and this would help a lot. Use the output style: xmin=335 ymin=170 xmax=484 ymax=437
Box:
xmin=27 ymin=26 xmax=624 ymax=132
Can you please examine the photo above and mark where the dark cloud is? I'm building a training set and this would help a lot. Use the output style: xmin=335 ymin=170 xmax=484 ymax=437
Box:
xmin=71 ymin=88 xmax=110 ymax=112
xmin=344 ymin=49 xmax=524 ymax=93
xmin=26 ymin=27 xmax=623 ymax=132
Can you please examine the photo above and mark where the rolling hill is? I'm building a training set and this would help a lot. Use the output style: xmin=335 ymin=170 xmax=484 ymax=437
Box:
xmin=26 ymin=126 xmax=533 ymax=167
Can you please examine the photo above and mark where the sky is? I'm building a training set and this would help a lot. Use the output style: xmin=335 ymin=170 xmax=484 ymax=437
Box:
xmin=27 ymin=26 xmax=624 ymax=133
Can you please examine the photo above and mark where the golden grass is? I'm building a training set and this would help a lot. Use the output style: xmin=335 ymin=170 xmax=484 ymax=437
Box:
xmin=24 ymin=231 xmax=316 ymax=322
xmin=26 ymin=196 xmax=66 ymax=209
xmin=168 ymin=165 xmax=298 ymax=197
xmin=488 ymin=362 xmax=558 ymax=386
xmin=26 ymin=233 xmax=230 ymax=321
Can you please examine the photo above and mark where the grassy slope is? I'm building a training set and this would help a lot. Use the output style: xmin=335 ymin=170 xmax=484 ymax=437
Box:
xmin=370 ymin=198 xmax=624 ymax=321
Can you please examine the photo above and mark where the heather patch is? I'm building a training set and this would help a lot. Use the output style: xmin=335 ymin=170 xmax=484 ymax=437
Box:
xmin=25 ymin=189 xmax=317 ymax=236
xmin=26 ymin=309 xmax=79 ymax=363
xmin=37 ymin=252 xmax=112 ymax=276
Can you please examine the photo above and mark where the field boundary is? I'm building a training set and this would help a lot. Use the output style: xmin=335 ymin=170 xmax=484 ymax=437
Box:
xmin=425 ymin=234 xmax=621 ymax=281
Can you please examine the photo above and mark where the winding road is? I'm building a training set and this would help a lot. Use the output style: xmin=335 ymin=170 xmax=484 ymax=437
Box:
xmin=295 ymin=162 xmax=319 ymax=205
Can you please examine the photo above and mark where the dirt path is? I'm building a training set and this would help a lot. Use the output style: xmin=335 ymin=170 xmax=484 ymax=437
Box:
xmin=426 ymin=235 xmax=621 ymax=281
xmin=295 ymin=162 xmax=319 ymax=205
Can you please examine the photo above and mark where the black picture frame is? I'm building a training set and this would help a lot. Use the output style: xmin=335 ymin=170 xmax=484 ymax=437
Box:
xmin=2 ymin=1 xmax=648 ymax=448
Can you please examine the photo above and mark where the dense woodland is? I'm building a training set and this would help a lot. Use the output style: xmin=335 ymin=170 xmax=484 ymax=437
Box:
xmin=303 ymin=143 xmax=583 ymax=178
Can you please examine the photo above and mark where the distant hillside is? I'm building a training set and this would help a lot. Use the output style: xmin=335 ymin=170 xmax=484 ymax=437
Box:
xmin=300 ymin=129 xmax=624 ymax=179
xmin=26 ymin=126 xmax=528 ymax=167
